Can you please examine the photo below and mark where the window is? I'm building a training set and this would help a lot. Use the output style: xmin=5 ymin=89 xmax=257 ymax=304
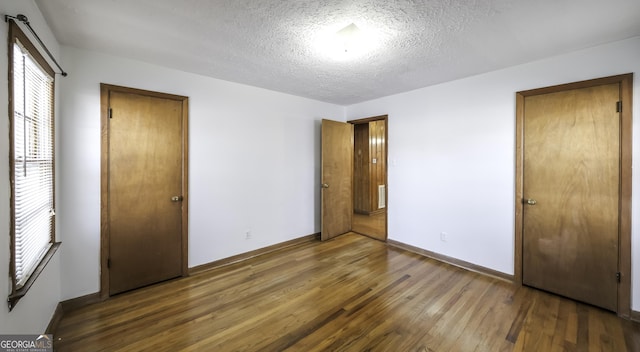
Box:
xmin=8 ymin=21 xmax=60 ymax=311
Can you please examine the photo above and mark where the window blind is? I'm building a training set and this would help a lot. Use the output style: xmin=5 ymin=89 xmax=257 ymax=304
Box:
xmin=12 ymin=41 xmax=55 ymax=288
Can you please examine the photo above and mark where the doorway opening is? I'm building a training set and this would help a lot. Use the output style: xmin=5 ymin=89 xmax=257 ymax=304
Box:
xmin=349 ymin=115 xmax=388 ymax=241
xmin=320 ymin=115 xmax=388 ymax=242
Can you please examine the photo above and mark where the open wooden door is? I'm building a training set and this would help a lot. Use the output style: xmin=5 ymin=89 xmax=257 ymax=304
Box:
xmin=321 ymin=119 xmax=353 ymax=241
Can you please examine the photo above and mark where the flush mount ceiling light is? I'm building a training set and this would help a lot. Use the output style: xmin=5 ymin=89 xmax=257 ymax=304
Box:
xmin=336 ymin=23 xmax=362 ymax=53
xmin=315 ymin=22 xmax=376 ymax=61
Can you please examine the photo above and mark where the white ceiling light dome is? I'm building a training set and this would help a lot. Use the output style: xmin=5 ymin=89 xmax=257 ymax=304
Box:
xmin=314 ymin=22 xmax=379 ymax=61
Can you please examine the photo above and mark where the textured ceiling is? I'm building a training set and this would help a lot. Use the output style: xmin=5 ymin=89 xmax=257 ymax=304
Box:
xmin=35 ymin=0 xmax=640 ymax=105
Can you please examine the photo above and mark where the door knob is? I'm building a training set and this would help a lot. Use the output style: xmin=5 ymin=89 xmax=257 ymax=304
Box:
xmin=321 ymin=183 xmax=329 ymax=189
xmin=525 ymin=199 xmax=537 ymax=205
xmin=171 ymin=196 xmax=184 ymax=202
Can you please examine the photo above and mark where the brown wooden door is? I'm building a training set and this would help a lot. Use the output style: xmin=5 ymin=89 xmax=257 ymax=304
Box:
xmin=321 ymin=119 xmax=353 ymax=241
xmin=522 ymin=83 xmax=620 ymax=311
xmin=107 ymin=90 xmax=186 ymax=295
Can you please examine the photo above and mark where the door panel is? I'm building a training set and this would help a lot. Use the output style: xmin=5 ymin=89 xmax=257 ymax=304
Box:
xmin=108 ymin=91 xmax=184 ymax=295
xmin=321 ymin=119 xmax=353 ymax=241
xmin=522 ymin=83 xmax=619 ymax=311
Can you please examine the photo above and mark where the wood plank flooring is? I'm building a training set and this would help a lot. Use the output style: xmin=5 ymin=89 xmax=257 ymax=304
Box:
xmin=352 ymin=212 xmax=386 ymax=240
xmin=54 ymin=233 xmax=640 ymax=351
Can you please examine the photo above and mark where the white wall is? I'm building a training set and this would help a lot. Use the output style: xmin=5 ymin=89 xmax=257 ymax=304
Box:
xmin=58 ymin=46 xmax=344 ymax=300
xmin=0 ymin=0 xmax=62 ymax=333
xmin=346 ymin=36 xmax=640 ymax=309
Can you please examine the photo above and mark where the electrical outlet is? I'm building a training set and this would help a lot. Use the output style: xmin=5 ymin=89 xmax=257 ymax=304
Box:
xmin=440 ymin=232 xmax=448 ymax=242
xmin=245 ymin=230 xmax=252 ymax=240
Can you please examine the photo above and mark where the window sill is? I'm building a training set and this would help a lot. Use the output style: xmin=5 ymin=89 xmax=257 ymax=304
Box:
xmin=8 ymin=242 xmax=61 ymax=311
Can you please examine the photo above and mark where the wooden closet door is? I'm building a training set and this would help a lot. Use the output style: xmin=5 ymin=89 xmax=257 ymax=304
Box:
xmin=107 ymin=90 xmax=185 ymax=295
xmin=522 ymin=83 xmax=620 ymax=311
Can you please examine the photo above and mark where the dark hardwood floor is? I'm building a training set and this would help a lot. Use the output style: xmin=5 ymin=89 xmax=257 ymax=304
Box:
xmin=54 ymin=233 xmax=640 ymax=351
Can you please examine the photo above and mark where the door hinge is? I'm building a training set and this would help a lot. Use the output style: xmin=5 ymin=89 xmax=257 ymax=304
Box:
xmin=107 ymin=258 xmax=111 ymax=268
xmin=616 ymin=272 xmax=621 ymax=283
xmin=109 ymin=108 xmax=113 ymax=119
xmin=616 ymin=101 xmax=622 ymax=113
